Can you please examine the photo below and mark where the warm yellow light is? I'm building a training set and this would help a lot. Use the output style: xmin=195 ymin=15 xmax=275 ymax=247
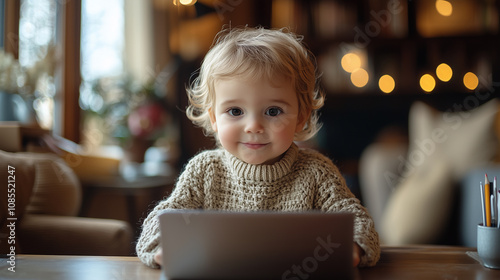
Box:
xmin=436 ymin=0 xmax=453 ymax=16
xmin=463 ymin=72 xmax=479 ymax=90
xmin=341 ymin=53 xmax=361 ymax=73
xmin=420 ymin=74 xmax=436 ymax=93
xmin=351 ymin=68 xmax=369 ymax=88
xmin=379 ymin=75 xmax=395 ymax=94
xmin=174 ymin=0 xmax=197 ymax=6
xmin=436 ymin=63 xmax=453 ymax=82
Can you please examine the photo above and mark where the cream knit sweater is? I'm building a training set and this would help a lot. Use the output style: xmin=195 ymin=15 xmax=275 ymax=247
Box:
xmin=136 ymin=144 xmax=380 ymax=268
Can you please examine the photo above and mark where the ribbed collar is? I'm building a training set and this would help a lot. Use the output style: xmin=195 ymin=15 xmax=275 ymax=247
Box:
xmin=224 ymin=143 xmax=299 ymax=183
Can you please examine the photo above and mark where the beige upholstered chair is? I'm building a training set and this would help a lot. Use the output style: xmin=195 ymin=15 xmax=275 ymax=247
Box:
xmin=0 ymin=150 xmax=133 ymax=256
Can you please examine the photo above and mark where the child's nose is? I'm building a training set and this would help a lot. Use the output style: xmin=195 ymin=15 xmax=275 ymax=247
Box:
xmin=245 ymin=115 xmax=264 ymax=133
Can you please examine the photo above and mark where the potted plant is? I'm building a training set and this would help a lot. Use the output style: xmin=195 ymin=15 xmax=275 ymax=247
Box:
xmin=81 ymin=75 xmax=175 ymax=163
xmin=0 ymin=47 xmax=57 ymax=127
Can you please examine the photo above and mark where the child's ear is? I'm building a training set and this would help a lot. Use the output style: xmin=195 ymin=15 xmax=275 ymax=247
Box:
xmin=209 ymin=108 xmax=218 ymax=132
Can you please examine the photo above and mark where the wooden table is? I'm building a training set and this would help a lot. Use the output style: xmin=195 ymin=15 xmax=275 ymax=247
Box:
xmin=79 ymin=162 xmax=176 ymax=238
xmin=0 ymin=254 xmax=159 ymax=280
xmin=357 ymin=246 xmax=500 ymax=279
xmin=1 ymin=246 xmax=499 ymax=279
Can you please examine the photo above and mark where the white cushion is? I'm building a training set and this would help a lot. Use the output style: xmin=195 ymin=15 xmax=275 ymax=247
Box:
xmin=381 ymin=99 xmax=499 ymax=244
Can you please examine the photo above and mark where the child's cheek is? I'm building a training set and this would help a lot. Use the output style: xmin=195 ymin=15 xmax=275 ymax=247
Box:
xmin=217 ymin=122 xmax=238 ymax=146
xmin=268 ymin=115 xmax=295 ymax=134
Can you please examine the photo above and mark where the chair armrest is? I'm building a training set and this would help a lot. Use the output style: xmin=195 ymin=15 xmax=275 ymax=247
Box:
xmin=18 ymin=214 xmax=133 ymax=256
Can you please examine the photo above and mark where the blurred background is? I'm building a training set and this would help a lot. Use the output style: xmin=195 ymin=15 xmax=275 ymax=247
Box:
xmin=1 ymin=0 xmax=497 ymax=167
xmin=1 ymin=0 xmax=500 ymax=250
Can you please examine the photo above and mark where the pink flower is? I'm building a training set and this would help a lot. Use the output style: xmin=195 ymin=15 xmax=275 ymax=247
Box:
xmin=127 ymin=102 xmax=167 ymax=139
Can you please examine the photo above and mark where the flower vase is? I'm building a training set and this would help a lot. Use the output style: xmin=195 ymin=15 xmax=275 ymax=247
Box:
xmin=0 ymin=91 xmax=25 ymax=121
xmin=0 ymin=91 xmax=37 ymax=124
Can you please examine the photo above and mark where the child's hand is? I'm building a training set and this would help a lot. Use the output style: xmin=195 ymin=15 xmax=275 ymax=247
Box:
xmin=353 ymin=243 xmax=363 ymax=267
xmin=154 ymin=248 xmax=163 ymax=266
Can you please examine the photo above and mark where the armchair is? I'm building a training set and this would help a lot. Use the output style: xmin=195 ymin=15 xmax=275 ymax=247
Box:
xmin=0 ymin=150 xmax=133 ymax=256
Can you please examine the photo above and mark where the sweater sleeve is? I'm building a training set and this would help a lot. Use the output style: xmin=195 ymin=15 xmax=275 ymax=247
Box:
xmin=314 ymin=158 xmax=381 ymax=267
xmin=135 ymin=154 xmax=208 ymax=268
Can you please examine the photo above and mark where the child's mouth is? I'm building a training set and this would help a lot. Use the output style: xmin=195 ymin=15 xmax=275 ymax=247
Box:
xmin=242 ymin=142 xmax=268 ymax=149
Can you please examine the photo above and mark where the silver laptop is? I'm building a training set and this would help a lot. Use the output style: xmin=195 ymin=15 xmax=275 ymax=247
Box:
xmin=159 ymin=209 xmax=354 ymax=280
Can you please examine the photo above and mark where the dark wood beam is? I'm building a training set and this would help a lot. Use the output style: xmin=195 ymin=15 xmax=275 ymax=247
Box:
xmin=3 ymin=0 xmax=20 ymax=58
xmin=61 ymin=0 xmax=82 ymax=142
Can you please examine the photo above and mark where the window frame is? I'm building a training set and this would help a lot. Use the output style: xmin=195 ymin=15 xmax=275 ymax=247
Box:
xmin=59 ymin=0 xmax=82 ymax=142
xmin=2 ymin=0 xmax=81 ymax=142
xmin=2 ymin=0 xmax=20 ymax=59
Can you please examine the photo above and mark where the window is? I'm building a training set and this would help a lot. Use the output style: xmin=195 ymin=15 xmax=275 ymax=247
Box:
xmin=18 ymin=0 xmax=57 ymax=129
xmin=19 ymin=0 xmax=57 ymax=68
xmin=79 ymin=0 xmax=128 ymax=148
xmin=80 ymin=0 xmax=124 ymax=82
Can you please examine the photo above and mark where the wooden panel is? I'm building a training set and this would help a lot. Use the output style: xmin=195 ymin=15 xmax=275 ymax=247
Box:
xmin=61 ymin=0 xmax=82 ymax=143
xmin=3 ymin=0 xmax=20 ymax=58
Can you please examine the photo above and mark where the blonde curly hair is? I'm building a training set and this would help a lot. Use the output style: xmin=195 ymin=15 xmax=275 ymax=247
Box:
xmin=186 ymin=27 xmax=324 ymax=142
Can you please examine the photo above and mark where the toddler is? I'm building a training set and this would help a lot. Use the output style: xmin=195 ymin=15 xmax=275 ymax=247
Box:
xmin=136 ymin=27 xmax=380 ymax=268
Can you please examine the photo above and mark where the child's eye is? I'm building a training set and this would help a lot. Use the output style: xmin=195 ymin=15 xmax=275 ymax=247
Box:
xmin=266 ymin=107 xmax=283 ymax=117
xmin=227 ymin=108 xmax=243 ymax=116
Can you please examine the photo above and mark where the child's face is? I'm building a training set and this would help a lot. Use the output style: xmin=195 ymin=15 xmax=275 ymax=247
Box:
xmin=210 ymin=76 xmax=305 ymax=165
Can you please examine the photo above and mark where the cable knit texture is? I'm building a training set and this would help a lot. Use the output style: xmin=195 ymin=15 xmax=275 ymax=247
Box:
xmin=136 ymin=144 xmax=380 ymax=268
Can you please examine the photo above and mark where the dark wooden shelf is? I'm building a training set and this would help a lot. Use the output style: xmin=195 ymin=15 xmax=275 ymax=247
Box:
xmin=308 ymin=33 xmax=500 ymax=52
